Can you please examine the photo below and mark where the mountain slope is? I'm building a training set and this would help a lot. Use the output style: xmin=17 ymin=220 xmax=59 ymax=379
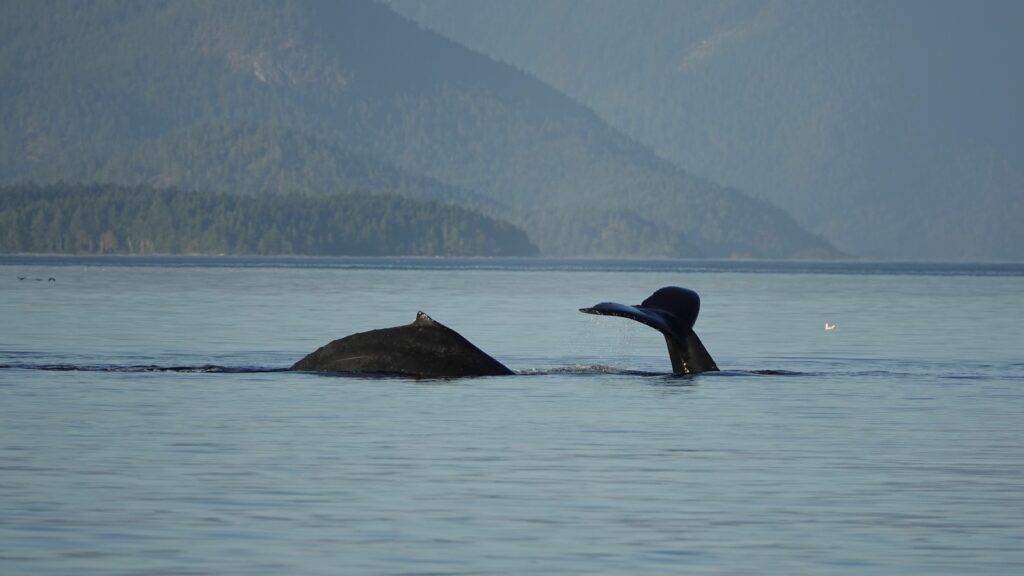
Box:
xmin=76 ymin=122 xmax=505 ymax=214
xmin=391 ymin=0 xmax=1024 ymax=260
xmin=1 ymin=182 xmax=537 ymax=256
xmin=0 ymin=0 xmax=838 ymax=258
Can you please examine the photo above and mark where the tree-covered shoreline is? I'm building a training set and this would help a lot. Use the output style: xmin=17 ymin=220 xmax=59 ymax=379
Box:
xmin=0 ymin=183 xmax=538 ymax=257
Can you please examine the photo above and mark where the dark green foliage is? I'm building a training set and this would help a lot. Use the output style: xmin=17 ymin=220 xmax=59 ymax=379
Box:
xmin=0 ymin=183 xmax=538 ymax=256
xmin=74 ymin=122 xmax=505 ymax=213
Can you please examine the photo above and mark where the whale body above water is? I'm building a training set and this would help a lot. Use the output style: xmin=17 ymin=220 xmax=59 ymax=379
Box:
xmin=291 ymin=286 xmax=718 ymax=378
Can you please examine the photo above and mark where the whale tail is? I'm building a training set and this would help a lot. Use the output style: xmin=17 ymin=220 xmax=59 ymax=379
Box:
xmin=580 ymin=286 xmax=719 ymax=375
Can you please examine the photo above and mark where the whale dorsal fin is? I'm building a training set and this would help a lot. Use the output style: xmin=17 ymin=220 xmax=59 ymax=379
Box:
xmin=414 ymin=311 xmax=436 ymax=326
xmin=580 ymin=286 xmax=719 ymax=375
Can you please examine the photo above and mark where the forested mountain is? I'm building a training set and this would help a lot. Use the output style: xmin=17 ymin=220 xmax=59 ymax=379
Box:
xmin=0 ymin=0 xmax=837 ymax=258
xmin=0 ymin=183 xmax=537 ymax=256
xmin=73 ymin=122 xmax=504 ymax=214
xmin=390 ymin=0 xmax=1024 ymax=261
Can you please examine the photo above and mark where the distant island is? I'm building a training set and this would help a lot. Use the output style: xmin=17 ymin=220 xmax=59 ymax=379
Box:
xmin=0 ymin=183 xmax=538 ymax=257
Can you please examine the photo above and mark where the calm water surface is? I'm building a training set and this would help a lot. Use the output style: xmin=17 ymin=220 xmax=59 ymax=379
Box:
xmin=2 ymin=257 xmax=1022 ymax=575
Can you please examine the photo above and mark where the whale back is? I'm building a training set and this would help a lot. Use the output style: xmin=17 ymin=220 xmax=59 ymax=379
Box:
xmin=291 ymin=311 xmax=513 ymax=378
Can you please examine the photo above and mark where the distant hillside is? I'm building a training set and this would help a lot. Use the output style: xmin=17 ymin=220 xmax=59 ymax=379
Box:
xmin=0 ymin=183 xmax=538 ymax=256
xmin=0 ymin=0 xmax=838 ymax=258
xmin=391 ymin=0 xmax=1024 ymax=261
xmin=75 ymin=122 xmax=505 ymax=214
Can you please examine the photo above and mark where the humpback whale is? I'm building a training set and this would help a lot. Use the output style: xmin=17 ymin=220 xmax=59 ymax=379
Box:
xmin=291 ymin=286 xmax=717 ymax=378
xmin=291 ymin=311 xmax=514 ymax=378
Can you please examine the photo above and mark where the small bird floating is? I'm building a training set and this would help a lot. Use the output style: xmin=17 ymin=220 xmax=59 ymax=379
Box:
xmin=824 ymin=322 xmax=836 ymax=331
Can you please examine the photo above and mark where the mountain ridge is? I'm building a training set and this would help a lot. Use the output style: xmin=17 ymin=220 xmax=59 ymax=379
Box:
xmin=1 ymin=0 xmax=839 ymax=258
xmin=390 ymin=0 xmax=1024 ymax=261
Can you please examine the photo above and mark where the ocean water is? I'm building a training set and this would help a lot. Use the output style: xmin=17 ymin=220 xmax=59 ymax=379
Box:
xmin=1 ymin=256 xmax=1022 ymax=575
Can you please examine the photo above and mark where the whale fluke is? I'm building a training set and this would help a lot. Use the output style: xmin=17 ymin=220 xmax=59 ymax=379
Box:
xmin=580 ymin=286 xmax=718 ymax=375
xmin=291 ymin=311 xmax=513 ymax=378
